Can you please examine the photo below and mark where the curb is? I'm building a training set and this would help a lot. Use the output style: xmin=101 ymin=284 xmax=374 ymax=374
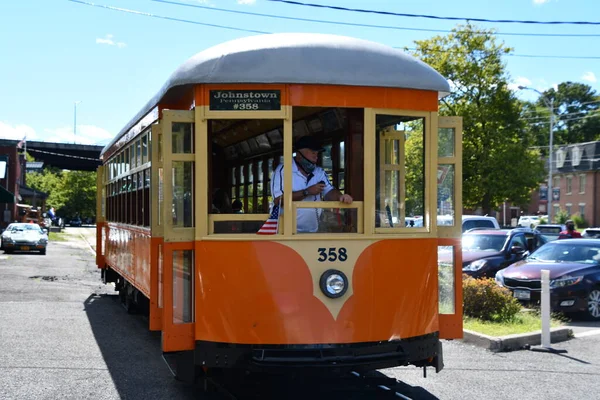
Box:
xmin=462 ymin=327 xmax=574 ymax=352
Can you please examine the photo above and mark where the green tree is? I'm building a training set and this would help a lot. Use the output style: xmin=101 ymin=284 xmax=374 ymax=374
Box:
xmin=27 ymin=169 xmax=97 ymax=218
xmin=26 ymin=169 xmax=66 ymax=209
xmin=411 ymin=24 xmax=545 ymax=214
xmin=536 ymin=82 xmax=600 ymax=146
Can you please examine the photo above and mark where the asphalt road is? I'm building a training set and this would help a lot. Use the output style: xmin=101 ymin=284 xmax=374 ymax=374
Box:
xmin=1 ymin=227 xmax=599 ymax=400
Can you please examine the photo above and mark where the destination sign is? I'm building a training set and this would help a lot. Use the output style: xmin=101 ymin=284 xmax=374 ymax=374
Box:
xmin=209 ymin=90 xmax=281 ymax=111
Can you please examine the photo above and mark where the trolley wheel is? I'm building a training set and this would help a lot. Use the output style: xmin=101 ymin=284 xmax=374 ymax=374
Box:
xmin=119 ymin=285 xmax=136 ymax=314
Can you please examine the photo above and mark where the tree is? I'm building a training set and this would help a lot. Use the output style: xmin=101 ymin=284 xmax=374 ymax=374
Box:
xmin=27 ymin=169 xmax=97 ymax=218
xmin=411 ymin=24 xmax=545 ymax=214
xmin=536 ymin=82 xmax=600 ymax=146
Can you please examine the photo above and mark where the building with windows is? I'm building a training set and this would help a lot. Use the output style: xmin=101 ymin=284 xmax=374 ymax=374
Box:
xmin=525 ymin=141 xmax=600 ymax=225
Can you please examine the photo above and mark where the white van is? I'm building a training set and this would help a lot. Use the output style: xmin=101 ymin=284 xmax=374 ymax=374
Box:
xmin=461 ymin=215 xmax=500 ymax=233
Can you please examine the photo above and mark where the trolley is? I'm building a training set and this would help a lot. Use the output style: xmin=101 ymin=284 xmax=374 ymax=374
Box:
xmin=96 ymin=33 xmax=463 ymax=381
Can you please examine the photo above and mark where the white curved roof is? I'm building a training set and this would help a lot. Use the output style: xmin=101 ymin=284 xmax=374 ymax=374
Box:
xmin=103 ymin=33 xmax=449 ymax=156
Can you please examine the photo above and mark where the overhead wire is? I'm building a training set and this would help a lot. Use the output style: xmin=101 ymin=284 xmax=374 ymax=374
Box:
xmin=521 ymin=112 xmax=600 ymax=124
xmin=265 ymin=0 xmax=600 ymax=26
xmin=151 ymin=0 xmax=600 ymax=38
xmin=28 ymin=148 xmax=101 ymax=162
xmin=69 ymin=1 xmax=600 ymax=60
xmin=67 ymin=0 xmax=270 ymax=34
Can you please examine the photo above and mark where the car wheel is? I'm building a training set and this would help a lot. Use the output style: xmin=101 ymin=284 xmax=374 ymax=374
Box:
xmin=40 ymin=250 xmax=46 ymax=255
xmin=587 ymin=289 xmax=600 ymax=320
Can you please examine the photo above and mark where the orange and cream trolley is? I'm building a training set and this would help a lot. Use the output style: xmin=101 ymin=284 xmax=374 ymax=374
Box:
xmin=96 ymin=33 xmax=463 ymax=381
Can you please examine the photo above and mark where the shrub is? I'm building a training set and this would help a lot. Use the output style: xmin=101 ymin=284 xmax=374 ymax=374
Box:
xmin=463 ymin=276 xmax=522 ymax=322
xmin=554 ymin=209 xmax=569 ymax=225
xmin=571 ymin=214 xmax=588 ymax=229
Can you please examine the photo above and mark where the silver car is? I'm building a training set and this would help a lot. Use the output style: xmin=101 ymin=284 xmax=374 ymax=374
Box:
xmin=1 ymin=223 xmax=48 ymax=255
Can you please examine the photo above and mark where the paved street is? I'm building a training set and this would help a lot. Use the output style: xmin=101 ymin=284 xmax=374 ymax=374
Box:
xmin=1 ymin=227 xmax=600 ymax=399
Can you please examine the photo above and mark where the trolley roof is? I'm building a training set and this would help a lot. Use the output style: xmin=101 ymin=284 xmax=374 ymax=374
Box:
xmin=102 ymin=33 xmax=450 ymax=156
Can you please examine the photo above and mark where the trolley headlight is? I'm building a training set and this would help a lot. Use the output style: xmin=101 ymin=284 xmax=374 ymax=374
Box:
xmin=319 ymin=269 xmax=348 ymax=298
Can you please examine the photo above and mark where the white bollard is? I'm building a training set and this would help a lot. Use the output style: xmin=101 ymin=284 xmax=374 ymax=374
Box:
xmin=541 ymin=269 xmax=551 ymax=348
xmin=530 ymin=269 xmax=566 ymax=353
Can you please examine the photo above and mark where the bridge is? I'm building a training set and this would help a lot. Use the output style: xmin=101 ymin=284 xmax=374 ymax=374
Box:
xmin=0 ymin=139 xmax=103 ymax=171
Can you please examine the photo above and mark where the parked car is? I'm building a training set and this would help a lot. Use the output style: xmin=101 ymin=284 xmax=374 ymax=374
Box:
xmin=496 ymin=239 xmax=600 ymax=320
xmin=535 ymin=224 xmax=567 ymax=241
xmin=405 ymin=217 xmax=424 ymax=227
xmin=461 ymin=215 xmax=500 ymax=233
xmin=70 ymin=217 xmax=82 ymax=227
xmin=583 ymin=227 xmax=600 ymax=238
xmin=0 ymin=223 xmax=48 ymax=255
xmin=461 ymin=228 xmax=547 ymax=279
xmin=518 ymin=215 xmax=543 ymax=228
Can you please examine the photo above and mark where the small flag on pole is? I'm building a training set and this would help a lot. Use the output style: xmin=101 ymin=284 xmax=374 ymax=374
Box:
xmin=257 ymin=204 xmax=280 ymax=235
xmin=16 ymin=136 xmax=26 ymax=149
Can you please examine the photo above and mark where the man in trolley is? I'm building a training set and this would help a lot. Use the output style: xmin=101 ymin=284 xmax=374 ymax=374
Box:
xmin=270 ymin=135 xmax=353 ymax=233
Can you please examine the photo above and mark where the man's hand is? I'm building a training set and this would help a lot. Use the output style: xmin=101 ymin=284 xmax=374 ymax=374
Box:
xmin=307 ymin=183 xmax=326 ymax=195
xmin=339 ymin=194 xmax=353 ymax=204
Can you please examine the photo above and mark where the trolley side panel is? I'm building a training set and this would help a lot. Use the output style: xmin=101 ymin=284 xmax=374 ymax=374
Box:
xmin=104 ymin=223 xmax=152 ymax=298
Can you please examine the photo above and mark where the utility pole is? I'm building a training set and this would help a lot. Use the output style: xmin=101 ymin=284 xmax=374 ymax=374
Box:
xmin=74 ymin=101 xmax=82 ymax=144
xmin=518 ymin=86 xmax=554 ymax=222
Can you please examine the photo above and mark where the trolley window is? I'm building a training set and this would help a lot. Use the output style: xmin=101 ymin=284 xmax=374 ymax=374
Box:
xmin=375 ymin=115 xmax=425 ymax=231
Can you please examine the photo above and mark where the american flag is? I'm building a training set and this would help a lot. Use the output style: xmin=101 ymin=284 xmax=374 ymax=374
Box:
xmin=257 ymin=205 xmax=280 ymax=235
xmin=16 ymin=137 xmax=26 ymax=149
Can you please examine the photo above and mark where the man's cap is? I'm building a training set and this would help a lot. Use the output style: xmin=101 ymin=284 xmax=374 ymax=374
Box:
xmin=295 ymin=135 xmax=323 ymax=152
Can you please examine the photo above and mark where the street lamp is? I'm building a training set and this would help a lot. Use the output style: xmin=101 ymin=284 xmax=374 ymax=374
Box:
xmin=74 ymin=101 xmax=82 ymax=144
xmin=519 ymin=86 xmax=555 ymax=223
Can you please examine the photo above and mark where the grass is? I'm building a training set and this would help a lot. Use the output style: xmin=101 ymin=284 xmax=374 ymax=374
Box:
xmin=464 ymin=311 xmax=565 ymax=337
xmin=48 ymin=231 xmax=70 ymax=242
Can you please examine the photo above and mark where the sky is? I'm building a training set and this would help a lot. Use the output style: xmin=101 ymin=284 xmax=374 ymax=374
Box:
xmin=0 ymin=0 xmax=599 ymax=147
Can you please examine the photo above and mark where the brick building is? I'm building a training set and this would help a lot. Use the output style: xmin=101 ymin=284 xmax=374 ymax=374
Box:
xmin=524 ymin=141 xmax=600 ymax=226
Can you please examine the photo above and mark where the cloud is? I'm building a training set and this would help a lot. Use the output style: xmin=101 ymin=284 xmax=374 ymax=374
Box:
xmin=582 ymin=72 xmax=597 ymax=83
xmin=237 ymin=0 xmax=256 ymax=4
xmin=43 ymin=125 xmax=114 ymax=146
xmin=533 ymin=0 xmax=550 ymax=4
xmin=0 ymin=122 xmax=37 ymax=141
xmin=96 ymin=34 xmax=126 ymax=48
xmin=508 ymin=76 xmax=532 ymax=91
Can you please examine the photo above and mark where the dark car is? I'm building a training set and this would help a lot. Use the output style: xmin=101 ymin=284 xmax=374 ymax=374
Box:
xmin=461 ymin=228 xmax=548 ymax=279
xmin=496 ymin=239 xmax=600 ymax=320
xmin=70 ymin=217 xmax=82 ymax=227
xmin=535 ymin=224 xmax=567 ymax=241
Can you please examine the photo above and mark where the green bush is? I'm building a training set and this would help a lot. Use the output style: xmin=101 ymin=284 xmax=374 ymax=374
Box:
xmin=571 ymin=214 xmax=588 ymax=229
xmin=463 ymin=276 xmax=522 ymax=322
xmin=554 ymin=209 xmax=569 ymax=225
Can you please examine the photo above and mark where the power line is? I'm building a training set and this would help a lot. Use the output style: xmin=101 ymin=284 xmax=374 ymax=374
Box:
xmin=266 ymin=0 xmax=600 ymax=26
xmin=67 ymin=0 xmax=270 ymax=34
xmin=151 ymin=0 xmax=600 ymax=38
xmin=521 ymin=112 xmax=600 ymax=123
xmin=519 ymin=99 xmax=600 ymax=117
xmin=403 ymin=47 xmax=600 ymax=60
xmin=28 ymin=148 xmax=101 ymax=162
xmin=69 ymin=1 xmax=600 ymax=61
